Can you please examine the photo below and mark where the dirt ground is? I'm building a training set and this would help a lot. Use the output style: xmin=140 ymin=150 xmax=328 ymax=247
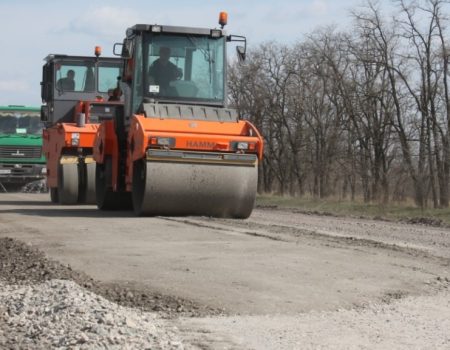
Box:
xmin=0 ymin=192 xmax=449 ymax=349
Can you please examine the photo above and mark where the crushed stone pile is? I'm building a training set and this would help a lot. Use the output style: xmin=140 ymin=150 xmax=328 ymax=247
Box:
xmin=0 ymin=279 xmax=183 ymax=350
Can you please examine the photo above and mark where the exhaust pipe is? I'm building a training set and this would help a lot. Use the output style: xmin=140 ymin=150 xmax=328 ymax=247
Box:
xmin=76 ymin=112 xmax=86 ymax=127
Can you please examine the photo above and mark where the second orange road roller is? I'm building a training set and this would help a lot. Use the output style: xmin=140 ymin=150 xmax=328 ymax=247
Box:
xmin=41 ymin=48 xmax=123 ymax=204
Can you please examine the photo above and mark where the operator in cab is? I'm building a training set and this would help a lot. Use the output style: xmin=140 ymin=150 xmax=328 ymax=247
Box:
xmin=148 ymin=47 xmax=182 ymax=95
xmin=57 ymin=69 xmax=76 ymax=91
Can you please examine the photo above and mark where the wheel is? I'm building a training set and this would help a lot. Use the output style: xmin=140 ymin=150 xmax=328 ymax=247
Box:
xmin=58 ymin=163 xmax=79 ymax=205
xmin=132 ymin=158 xmax=147 ymax=215
xmin=50 ymin=187 xmax=59 ymax=203
xmin=96 ymin=156 xmax=131 ymax=210
xmin=96 ymin=157 xmax=114 ymax=209
xmin=82 ymin=162 xmax=96 ymax=204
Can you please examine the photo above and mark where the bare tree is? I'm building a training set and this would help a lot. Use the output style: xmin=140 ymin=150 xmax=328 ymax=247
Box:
xmin=227 ymin=0 xmax=450 ymax=207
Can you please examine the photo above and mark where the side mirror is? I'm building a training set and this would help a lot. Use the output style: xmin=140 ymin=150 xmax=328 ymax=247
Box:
xmin=114 ymin=39 xmax=132 ymax=58
xmin=40 ymin=105 xmax=49 ymax=122
xmin=227 ymin=35 xmax=247 ymax=63
xmin=236 ymin=46 xmax=246 ymax=62
xmin=41 ymin=64 xmax=54 ymax=101
xmin=40 ymin=81 xmax=46 ymax=102
xmin=113 ymin=43 xmax=123 ymax=56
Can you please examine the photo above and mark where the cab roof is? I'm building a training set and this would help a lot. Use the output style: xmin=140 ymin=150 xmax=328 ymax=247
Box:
xmin=43 ymin=54 xmax=122 ymax=63
xmin=127 ymin=24 xmax=226 ymax=38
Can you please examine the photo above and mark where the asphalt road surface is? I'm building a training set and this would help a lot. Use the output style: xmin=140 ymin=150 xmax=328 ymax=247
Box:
xmin=1 ymin=192 xmax=449 ymax=349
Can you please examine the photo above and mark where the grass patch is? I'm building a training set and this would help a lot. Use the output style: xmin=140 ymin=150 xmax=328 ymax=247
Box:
xmin=256 ymin=194 xmax=450 ymax=226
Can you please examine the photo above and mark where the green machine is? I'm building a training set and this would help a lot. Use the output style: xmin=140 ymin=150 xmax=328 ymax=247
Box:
xmin=0 ymin=105 xmax=46 ymax=191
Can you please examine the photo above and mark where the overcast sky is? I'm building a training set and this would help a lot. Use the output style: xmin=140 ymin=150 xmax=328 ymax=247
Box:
xmin=0 ymin=0 xmax=390 ymax=106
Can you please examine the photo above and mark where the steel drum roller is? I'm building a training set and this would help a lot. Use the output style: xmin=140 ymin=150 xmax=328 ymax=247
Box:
xmin=132 ymin=157 xmax=258 ymax=218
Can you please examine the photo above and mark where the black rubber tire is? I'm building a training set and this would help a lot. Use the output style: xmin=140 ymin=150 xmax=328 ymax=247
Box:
xmin=132 ymin=159 xmax=147 ymax=216
xmin=50 ymin=187 xmax=59 ymax=203
xmin=96 ymin=156 xmax=131 ymax=210
xmin=83 ymin=162 xmax=96 ymax=204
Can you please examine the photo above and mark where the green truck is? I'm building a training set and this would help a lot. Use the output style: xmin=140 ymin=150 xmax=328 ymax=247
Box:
xmin=0 ymin=105 xmax=46 ymax=190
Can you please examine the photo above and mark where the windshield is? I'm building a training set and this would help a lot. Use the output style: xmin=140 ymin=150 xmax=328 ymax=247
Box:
xmin=55 ymin=61 xmax=96 ymax=92
xmin=55 ymin=61 xmax=121 ymax=94
xmin=143 ymin=34 xmax=225 ymax=103
xmin=98 ymin=63 xmax=121 ymax=93
xmin=0 ymin=110 xmax=43 ymax=135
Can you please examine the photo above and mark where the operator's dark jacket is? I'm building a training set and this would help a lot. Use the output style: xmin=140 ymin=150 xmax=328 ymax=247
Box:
xmin=148 ymin=59 xmax=181 ymax=91
xmin=57 ymin=77 xmax=75 ymax=91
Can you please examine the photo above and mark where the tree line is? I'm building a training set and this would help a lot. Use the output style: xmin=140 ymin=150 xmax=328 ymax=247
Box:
xmin=229 ymin=0 xmax=450 ymax=208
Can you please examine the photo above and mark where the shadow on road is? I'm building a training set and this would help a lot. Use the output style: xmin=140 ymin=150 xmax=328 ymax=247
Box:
xmin=0 ymin=200 xmax=55 ymax=206
xmin=0 ymin=207 xmax=136 ymax=218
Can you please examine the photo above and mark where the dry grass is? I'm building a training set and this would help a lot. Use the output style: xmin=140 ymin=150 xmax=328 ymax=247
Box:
xmin=256 ymin=194 xmax=450 ymax=226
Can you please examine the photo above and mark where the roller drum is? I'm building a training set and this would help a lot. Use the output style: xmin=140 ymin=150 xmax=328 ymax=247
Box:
xmin=133 ymin=159 xmax=257 ymax=218
xmin=58 ymin=163 xmax=79 ymax=205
